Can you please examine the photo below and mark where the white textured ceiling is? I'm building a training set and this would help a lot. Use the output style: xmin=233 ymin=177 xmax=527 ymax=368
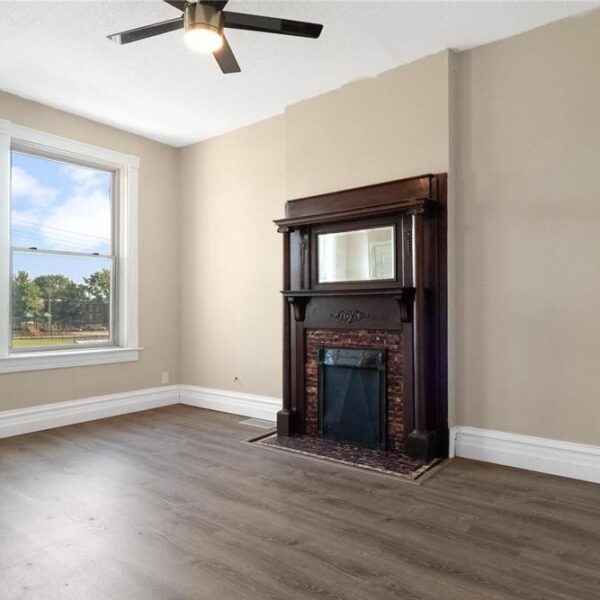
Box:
xmin=0 ymin=1 xmax=597 ymax=146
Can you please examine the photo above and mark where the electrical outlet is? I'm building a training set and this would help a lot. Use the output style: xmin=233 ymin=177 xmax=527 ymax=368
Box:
xmin=161 ymin=371 xmax=169 ymax=385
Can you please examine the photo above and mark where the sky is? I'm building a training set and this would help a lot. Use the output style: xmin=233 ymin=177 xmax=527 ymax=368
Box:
xmin=11 ymin=151 xmax=113 ymax=284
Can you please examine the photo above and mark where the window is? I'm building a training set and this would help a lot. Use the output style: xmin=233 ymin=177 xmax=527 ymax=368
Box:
xmin=11 ymin=151 xmax=115 ymax=350
xmin=0 ymin=120 xmax=139 ymax=373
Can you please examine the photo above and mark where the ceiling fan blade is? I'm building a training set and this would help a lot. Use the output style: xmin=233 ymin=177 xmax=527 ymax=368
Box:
xmin=162 ymin=1 xmax=187 ymax=11
xmin=213 ymin=35 xmax=240 ymax=74
xmin=107 ymin=17 xmax=183 ymax=45
xmin=200 ymin=1 xmax=229 ymax=10
xmin=223 ymin=11 xmax=323 ymax=39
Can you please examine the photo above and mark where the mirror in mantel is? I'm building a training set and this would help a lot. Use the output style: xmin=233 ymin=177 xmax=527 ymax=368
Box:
xmin=318 ymin=225 xmax=395 ymax=283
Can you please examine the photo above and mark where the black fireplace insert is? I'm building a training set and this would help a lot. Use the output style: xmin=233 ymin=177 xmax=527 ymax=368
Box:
xmin=317 ymin=346 xmax=386 ymax=450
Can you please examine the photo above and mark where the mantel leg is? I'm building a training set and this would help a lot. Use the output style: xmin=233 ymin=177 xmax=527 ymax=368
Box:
xmin=407 ymin=210 xmax=437 ymax=461
xmin=278 ymin=230 xmax=295 ymax=436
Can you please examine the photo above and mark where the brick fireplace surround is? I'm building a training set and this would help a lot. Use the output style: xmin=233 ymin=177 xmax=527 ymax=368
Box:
xmin=304 ymin=329 xmax=407 ymax=452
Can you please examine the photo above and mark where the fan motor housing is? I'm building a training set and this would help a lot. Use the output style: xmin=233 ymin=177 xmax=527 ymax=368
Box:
xmin=184 ymin=3 xmax=224 ymax=34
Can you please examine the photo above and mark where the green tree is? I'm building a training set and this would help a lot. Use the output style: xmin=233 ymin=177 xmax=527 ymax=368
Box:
xmin=12 ymin=271 xmax=42 ymax=323
xmin=33 ymin=274 xmax=73 ymax=300
xmin=83 ymin=269 xmax=110 ymax=302
xmin=56 ymin=281 xmax=88 ymax=329
xmin=33 ymin=274 xmax=77 ymax=330
xmin=83 ymin=269 xmax=111 ymax=326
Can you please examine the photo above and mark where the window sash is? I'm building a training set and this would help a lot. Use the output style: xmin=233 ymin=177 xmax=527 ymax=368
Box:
xmin=8 ymin=148 xmax=118 ymax=353
xmin=0 ymin=119 xmax=139 ymax=371
xmin=9 ymin=248 xmax=117 ymax=353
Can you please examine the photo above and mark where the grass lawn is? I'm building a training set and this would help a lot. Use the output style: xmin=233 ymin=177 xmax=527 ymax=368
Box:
xmin=12 ymin=338 xmax=75 ymax=347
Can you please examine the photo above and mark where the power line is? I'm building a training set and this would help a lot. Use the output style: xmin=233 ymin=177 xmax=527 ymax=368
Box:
xmin=12 ymin=228 xmax=110 ymax=253
xmin=12 ymin=218 xmax=110 ymax=242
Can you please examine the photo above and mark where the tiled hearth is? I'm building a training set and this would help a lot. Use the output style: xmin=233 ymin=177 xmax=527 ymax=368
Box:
xmin=258 ymin=433 xmax=434 ymax=479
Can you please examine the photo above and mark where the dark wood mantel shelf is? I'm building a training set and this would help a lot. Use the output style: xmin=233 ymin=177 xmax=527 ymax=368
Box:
xmin=281 ymin=287 xmax=415 ymax=298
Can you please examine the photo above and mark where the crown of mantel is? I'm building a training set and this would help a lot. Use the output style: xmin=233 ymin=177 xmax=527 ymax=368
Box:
xmin=274 ymin=173 xmax=441 ymax=231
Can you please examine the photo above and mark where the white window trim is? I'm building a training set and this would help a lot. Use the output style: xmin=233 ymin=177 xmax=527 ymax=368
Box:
xmin=0 ymin=119 xmax=141 ymax=374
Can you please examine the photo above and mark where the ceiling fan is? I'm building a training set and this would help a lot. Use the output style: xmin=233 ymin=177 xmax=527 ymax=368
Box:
xmin=107 ymin=0 xmax=323 ymax=74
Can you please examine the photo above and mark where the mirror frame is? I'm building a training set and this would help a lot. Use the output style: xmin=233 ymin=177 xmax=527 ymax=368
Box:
xmin=310 ymin=217 xmax=404 ymax=291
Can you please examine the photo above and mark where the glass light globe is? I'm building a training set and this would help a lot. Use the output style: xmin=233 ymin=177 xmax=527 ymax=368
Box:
xmin=184 ymin=26 xmax=223 ymax=53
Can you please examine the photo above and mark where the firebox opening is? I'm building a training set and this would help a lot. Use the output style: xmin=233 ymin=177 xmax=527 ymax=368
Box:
xmin=318 ymin=346 xmax=387 ymax=450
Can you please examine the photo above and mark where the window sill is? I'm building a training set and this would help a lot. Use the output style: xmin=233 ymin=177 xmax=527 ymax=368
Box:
xmin=0 ymin=347 xmax=142 ymax=374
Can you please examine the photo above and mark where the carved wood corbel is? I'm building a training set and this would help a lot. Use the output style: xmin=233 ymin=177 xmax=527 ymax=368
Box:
xmin=287 ymin=296 xmax=309 ymax=322
xmin=394 ymin=287 xmax=415 ymax=323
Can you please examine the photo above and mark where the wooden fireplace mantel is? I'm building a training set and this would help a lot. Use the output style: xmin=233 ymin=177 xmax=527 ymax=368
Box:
xmin=274 ymin=174 xmax=448 ymax=461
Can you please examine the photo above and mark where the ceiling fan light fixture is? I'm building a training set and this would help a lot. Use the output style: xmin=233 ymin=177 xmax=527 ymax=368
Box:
xmin=108 ymin=0 xmax=323 ymax=74
xmin=184 ymin=24 xmax=223 ymax=53
xmin=183 ymin=3 xmax=224 ymax=53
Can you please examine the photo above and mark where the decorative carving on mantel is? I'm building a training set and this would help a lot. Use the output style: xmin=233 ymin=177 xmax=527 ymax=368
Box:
xmin=299 ymin=238 xmax=308 ymax=261
xmin=406 ymin=199 xmax=436 ymax=217
xmin=299 ymin=236 xmax=309 ymax=288
xmin=328 ymin=309 xmax=369 ymax=325
xmin=403 ymin=226 xmax=412 ymax=251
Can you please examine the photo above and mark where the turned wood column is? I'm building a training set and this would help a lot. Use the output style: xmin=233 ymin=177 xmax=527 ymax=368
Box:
xmin=406 ymin=207 xmax=436 ymax=461
xmin=277 ymin=227 xmax=294 ymax=436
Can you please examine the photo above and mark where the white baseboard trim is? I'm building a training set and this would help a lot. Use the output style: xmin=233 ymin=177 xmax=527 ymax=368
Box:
xmin=0 ymin=385 xmax=180 ymax=439
xmin=451 ymin=426 xmax=600 ymax=484
xmin=0 ymin=384 xmax=279 ymax=441
xmin=180 ymin=385 xmax=279 ymax=422
xmin=2 ymin=389 xmax=598 ymax=484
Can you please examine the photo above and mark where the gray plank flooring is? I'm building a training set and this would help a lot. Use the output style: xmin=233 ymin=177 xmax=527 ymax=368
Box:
xmin=0 ymin=405 xmax=599 ymax=600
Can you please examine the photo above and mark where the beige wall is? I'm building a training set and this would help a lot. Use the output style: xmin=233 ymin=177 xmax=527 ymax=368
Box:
xmin=454 ymin=10 xmax=600 ymax=444
xmin=178 ymin=52 xmax=451 ymax=398
xmin=286 ymin=51 xmax=450 ymax=199
xmin=0 ymin=91 xmax=180 ymax=410
xmin=179 ymin=116 xmax=286 ymax=398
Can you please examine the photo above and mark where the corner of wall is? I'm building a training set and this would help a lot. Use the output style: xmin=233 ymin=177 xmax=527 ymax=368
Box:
xmin=446 ymin=49 xmax=459 ymax=429
xmin=174 ymin=144 xmax=185 ymax=387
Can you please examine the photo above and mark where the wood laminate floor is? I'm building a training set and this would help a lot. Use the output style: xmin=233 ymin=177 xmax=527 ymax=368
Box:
xmin=1 ymin=405 xmax=599 ymax=600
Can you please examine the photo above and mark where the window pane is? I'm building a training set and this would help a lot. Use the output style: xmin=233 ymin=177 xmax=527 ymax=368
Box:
xmin=11 ymin=252 xmax=112 ymax=350
xmin=11 ymin=151 xmax=112 ymax=254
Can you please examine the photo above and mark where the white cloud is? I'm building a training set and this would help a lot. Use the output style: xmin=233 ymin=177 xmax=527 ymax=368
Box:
xmin=11 ymin=166 xmax=58 ymax=207
xmin=63 ymin=164 xmax=110 ymax=193
xmin=11 ymin=165 xmax=111 ymax=254
xmin=43 ymin=191 xmax=111 ymax=251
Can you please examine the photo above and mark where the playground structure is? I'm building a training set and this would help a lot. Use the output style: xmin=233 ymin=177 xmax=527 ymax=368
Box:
xmin=25 ymin=322 xmax=42 ymax=337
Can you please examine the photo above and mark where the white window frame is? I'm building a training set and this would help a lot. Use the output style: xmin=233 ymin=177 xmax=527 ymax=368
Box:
xmin=0 ymin=119 xmax=140 ymax=373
